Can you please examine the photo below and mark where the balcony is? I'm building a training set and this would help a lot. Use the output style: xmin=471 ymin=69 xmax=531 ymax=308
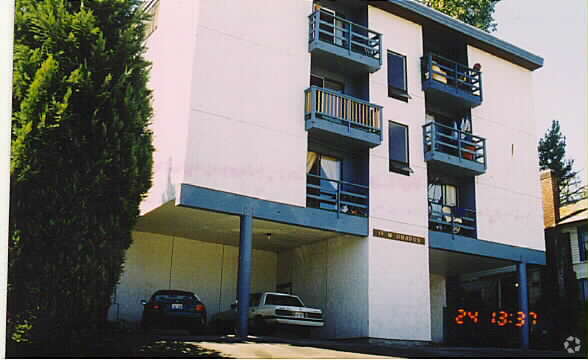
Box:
xmin=306 ymin=174 xmax=369 ymax=217
xmin=428 ymin=200 xmax=476 ymax=238
xmin=421 ymin=53 xmax=482 ymax=109
xmin=305 ymin=86 xmax=383 ymax=148
xmin=423 ymin=122 xmax=487 ymax=176
xmin=308 ymin=8 xmax=382 ymax=73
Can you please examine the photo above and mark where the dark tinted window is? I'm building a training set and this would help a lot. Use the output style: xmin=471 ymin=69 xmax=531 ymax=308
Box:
xmin=579 ymin=226 xmax=587 ymax=261
xmin=389 ymin=121 xmax=410 ymax=175
xmin=388 ymin=51 xmax=407 ymax=93
xmin=153 ymin=294 xmax=196 ymax=303
xmin=151 ymin=290 xmax=199 ymax=302
xmin=264 ymin=294 xmax=303 ymax=307
xmin=250 ymin=293 xmax=261 ymax=306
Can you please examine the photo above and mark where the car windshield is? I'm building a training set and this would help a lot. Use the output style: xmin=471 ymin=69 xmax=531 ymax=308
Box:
xmin=152 ymin=291 xmax=198 ymax=303
xmin=264 ymin=294 xmax=303 ymax=307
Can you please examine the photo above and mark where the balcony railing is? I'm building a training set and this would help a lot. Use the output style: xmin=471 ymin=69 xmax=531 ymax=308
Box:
xmin=306 ymin=174 xmax=369 ymax=217
xmin=428 ymin=200 xmax=476 ymax=237
xmin=308 ymin=8 xmax=382 ymax=72
xmin=423 ymin=121 xmax=487 ymax=175
xmin=421 ymin=53 xmax=483 ymax=107
xmin=305 ymin=86 xmax=382 ymax=147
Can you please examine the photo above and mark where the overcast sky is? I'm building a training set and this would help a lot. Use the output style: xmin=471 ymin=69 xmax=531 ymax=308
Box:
xmin=493 ymin=0 xmax=587 ymax=183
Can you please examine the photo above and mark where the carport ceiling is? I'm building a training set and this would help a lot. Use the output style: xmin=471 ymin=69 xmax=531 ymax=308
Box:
xmin=429 ymin=248 xmax=514 ymax=277
xmin=135 ymin=201 xmax=349 ymax=252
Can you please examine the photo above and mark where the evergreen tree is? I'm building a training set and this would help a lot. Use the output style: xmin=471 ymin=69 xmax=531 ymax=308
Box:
xmin=418 ymin=0 xmax=500 ymax=32
xmin=538 ymin=120 xmax=582 ymax=204
xmin=9 ymin=0 xmax=153 ymax=350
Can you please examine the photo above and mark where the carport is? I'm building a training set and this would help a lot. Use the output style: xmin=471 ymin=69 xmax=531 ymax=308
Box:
xmin=428 ymin=232 xmax=546 ymax=349
xmin=132 ymin=183 xmax=368 ymax=338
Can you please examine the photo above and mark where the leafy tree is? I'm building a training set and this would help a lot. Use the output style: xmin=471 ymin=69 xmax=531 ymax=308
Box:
xmin=538 ymin=120 xmax=583 ymax=204
xmin=9 ymin=0 xmax=153 ymax=351
xmin=418 ymin=0 xmax=500 ymax=32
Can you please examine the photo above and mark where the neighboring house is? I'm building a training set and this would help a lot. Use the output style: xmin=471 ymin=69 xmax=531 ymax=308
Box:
xmin=557 ymin=199 xmax=588 ymax=299
xmin=109 ymin=0 xmax=545 ymax=349
xmin=539 ymin=170 xmax=587 ymax=346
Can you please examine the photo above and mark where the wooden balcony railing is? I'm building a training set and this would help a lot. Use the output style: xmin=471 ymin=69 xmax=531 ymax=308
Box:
xmin=305 ymin=86 xmax=382 ymax=134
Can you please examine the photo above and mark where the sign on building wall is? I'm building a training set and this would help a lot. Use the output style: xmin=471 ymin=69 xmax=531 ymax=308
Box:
xmin=373 ymin=229 xmax=425 ymax=245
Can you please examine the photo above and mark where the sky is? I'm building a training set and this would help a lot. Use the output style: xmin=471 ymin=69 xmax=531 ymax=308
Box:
xmin=493 ymin=0 xmax=588 ymax=184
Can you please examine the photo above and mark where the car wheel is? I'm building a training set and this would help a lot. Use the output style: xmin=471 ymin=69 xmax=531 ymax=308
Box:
xmin=189 ymin=318 xmax=206 ymax=335
xmin=141 ymin=319 xmax=153 ymax=333
xmin=254 ymin=317 xmax=268 ymax=336
xmin=218 ymin=320 xmax=231 ymax=335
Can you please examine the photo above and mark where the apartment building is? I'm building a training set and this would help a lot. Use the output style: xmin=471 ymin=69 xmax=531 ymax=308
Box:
xmin=110 ymin=0 xmax=546 ymax=348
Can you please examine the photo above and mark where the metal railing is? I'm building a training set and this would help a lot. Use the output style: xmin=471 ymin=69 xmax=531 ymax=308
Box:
xmin=305 ymin=86 xmax=382 ymax=134
xmin=308 ymin=8 xmax=382 ymax=61
xmin=428 ymin=200 xmax=476 ymax=236
xmin=422 ymin=53 xmax=482 ymax=100
xmin=306 ymin=174 xmax=369 ymax=217
xmin=423 ymin=122 xmax=486 ymax=168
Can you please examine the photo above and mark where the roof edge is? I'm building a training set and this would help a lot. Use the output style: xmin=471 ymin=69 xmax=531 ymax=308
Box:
xmin=374 ymin=0 xmax=544 ymax=71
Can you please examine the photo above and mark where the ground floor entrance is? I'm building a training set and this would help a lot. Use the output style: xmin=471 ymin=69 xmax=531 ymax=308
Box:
xmin=429 ymin=246 xmax=547 ymax=349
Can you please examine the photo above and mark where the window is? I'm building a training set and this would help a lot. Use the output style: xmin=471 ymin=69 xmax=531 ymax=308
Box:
xmin=428 ymin=183 xmax=458 ymax=207
xmin=307 ymin=152 xmax=342 ymax=211
xmin=317 ymin=7 xmax=345 ymax=47
xmin=389 ymin=122 xmax=411 ymax=175
xmin=264 ymin=294 xmax=304 ymax=307
xmin=579 ymin=226 xmax=587 ymax=262
xmin=310 ymin=74 xmax=344 ymax=92
xmin=579 ymin=279 xmax=588 ymax=302
xmin=250 ymin=293 xmax=261 ymax=306
xmin=387 ymin=51 xmax=408 ymax=101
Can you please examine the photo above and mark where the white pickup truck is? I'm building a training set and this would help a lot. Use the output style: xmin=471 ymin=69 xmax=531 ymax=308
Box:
xmin=211 ymin=292 xmax=324 ymax=334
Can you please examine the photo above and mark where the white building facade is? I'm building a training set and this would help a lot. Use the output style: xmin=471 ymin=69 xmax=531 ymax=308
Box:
xmin=110 ymin=0 xmax=546 ymax=348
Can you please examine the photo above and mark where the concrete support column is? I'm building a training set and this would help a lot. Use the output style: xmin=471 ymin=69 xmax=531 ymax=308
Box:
xmin=237 ymin=212 xmax=253 ymax=338
xmin=517 ymin=262 xmax=529 ymax=350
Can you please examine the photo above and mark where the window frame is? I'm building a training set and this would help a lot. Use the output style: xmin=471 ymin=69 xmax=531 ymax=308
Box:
xmin=428 ymin=183 xmax=459 ymax=207
xmin=387 ymin=50 xmax=409 ymax=102
xmin=310 ymin=73 xmax=344 ymax=92
xmin=388 ymin=121 xmax=411 ymax=176
xmin=580 ymin=279 xmax=588 ymax=302
xmin=579 ymin=225 xmax=587 ymax=262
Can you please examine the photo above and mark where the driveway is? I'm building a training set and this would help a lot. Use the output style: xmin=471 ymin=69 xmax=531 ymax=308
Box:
xmin=133 ymin=333 xmax=585 ymax=358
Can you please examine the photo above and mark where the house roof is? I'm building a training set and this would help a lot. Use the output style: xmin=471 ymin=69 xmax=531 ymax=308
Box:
xmin=558 ymin=198 xmax=588 ymax=226
xmin=370 ymin=0 xmax=544 ymax=71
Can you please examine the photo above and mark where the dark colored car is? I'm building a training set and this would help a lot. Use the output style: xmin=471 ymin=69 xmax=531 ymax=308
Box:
xmin=141 ymin=289 xmax=207 ymax=334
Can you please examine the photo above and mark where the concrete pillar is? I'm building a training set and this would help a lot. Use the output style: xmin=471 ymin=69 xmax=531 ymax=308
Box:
xmin=517 ymin=262 xmax=529 ymax=349
xmin=237 ymin=213 xmax=253 ymax=338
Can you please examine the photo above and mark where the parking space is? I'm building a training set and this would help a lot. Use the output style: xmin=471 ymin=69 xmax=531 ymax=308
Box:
xmin=110 ymin=202 xmax=368 ymax=340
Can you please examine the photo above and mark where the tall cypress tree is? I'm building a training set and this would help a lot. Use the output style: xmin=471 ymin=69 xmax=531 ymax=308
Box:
xmin=538 ymin=120 xmax=581 ymax=204
xmin=9 ymin=0 xmax=153 ymax=349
